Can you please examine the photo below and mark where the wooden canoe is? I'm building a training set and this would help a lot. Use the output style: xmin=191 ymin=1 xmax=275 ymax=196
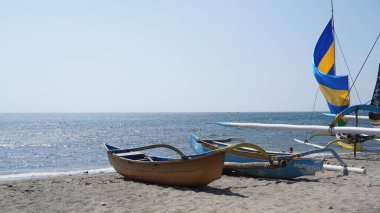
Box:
xmin=105 ymin=144 xmax=226 ymax=186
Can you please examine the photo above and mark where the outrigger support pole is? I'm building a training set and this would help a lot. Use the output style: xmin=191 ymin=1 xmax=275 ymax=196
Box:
xmin=298 ymin=148 xmax=349 ymax=176
xmin=354 ymin=109 xmax=359 ymax=157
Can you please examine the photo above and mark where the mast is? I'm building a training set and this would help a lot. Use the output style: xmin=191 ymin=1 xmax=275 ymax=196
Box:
xmin=331 ymin=0 xmax=351 ymax=114
xmin=331 ymin=0 xmax=336 ymax=75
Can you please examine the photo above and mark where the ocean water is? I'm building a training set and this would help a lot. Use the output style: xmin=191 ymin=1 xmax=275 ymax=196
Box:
xmin=0 ymin=112 xmax=341 ymax=177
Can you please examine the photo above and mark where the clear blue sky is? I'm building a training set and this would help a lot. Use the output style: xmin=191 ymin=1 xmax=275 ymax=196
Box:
xmin=1 ymin=0 xmax=379 ymax=112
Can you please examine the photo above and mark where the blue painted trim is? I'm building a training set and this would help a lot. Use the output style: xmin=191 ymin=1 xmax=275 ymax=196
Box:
xmin=340 ymin=105 xmax=380 ymax=116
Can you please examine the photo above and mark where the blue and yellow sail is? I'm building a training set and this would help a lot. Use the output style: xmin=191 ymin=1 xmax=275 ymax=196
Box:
xmin=313 ymin=19 xmax=349 ymax=114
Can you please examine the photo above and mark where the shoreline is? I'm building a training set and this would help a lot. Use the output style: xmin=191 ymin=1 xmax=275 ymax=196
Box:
xmin=1 ymin=153 xmax=380 ymax=212
xmin=0 ymin=167 xmax=115 ymax=183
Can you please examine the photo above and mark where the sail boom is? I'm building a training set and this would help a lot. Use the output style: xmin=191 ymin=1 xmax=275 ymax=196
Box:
xmin=217 ymin=122 xmax=380 ymax=136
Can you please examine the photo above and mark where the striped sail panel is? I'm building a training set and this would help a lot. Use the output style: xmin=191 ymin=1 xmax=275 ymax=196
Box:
xmin=313 ymin=67 xmax=349 ymax=90
xmin=318 ymin=84 xmax=349 ymax=106
xmin=313 ymin=19 xmax=335 ymax=75
xmin=313 ymin=19 xmax=349 ymax=114
xmin=318 ymin=43 xmax=335 ymax=74
xmin=370 ymin=63 xmax=380 ymax=107
xmin=326 ymin=102 xmax=350 ymax=116
xmin=369 ymin=63 xmax=380 ymax=122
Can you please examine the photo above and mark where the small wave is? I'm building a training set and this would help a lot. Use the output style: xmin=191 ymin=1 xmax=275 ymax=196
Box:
xmin=0 ymin=143 xmax=52 ymax=148
xmin=0 ymin=167 xmax=115 ymax=182
xmin=0 ymin=144 xmax=15 ymax=148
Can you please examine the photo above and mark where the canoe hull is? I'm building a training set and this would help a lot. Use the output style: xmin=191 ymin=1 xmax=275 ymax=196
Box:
xmin=223 ymin=156 xmax=322 ymax=179
xmin=190 ymin=135 xmax=323 ymax=179
xmin=336 ymin=134 xmax=380 ymax=152
xmin=106 ymin=147 xmax=226 ymax=186
xmin=336 ymin=141 xmax=361 ymax=151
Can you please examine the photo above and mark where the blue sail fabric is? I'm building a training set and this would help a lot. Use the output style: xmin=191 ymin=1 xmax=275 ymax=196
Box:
xmin=312 ymin=19 xmax=349 ymax=114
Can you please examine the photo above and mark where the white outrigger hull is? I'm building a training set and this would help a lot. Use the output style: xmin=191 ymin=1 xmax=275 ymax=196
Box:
xmin=217 ymin=122 xmax=380 ymax=137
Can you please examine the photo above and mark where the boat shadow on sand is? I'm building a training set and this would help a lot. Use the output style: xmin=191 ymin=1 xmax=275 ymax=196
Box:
xmin=119 ymin=173 xmax=322 ymax=198
xmin=121 ymin=177 xmax=248 ymax=198
xmin=222 ymin=170 xmax=321 ymax=185
xmin=170 ymin=185 xmax=248 ymax=198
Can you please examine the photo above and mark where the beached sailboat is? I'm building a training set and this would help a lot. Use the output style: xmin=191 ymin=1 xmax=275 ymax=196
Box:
xmin=217 ymin=3 xmax=380 ymax=156
xmin=293 ymin=0 xmax=380 ymax=154
xmin=294 ymin=12 xmax=380 ymax=153
xmin=189 ymin=135 xmax=365 ymax=179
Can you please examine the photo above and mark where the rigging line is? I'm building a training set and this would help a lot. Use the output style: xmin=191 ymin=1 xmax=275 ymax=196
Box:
xmin=311 ymin=86 xmax=319 ymax=118
xmin=341 ymin=33 xmax=380 ymax=106
xmin=306 ymin=86 xmax=320 ymax=140
xmin=335 ymin=31 xmax=362 ymax=104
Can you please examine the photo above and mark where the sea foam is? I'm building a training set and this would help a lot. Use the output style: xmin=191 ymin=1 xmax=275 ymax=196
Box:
xmin=0 ymin=167 xmax=115 ymax=182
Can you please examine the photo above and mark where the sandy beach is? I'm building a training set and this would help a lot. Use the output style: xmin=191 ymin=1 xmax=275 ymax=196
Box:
xmin=1 ymin=153 xmax=379 ymax=213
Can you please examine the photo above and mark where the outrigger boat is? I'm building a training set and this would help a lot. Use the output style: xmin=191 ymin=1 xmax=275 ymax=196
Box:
xmin=294 ymin=103 xmax=380 ymax=153
xmin=218 ymin=121 xmax=380 ymax=156
xmin=105 ymin=143 xmax=227 ymax=186
xmin=189 ymin=135 xmax=365 ymax=179
xmin=105 ymin=142 xmax=290 ymax=186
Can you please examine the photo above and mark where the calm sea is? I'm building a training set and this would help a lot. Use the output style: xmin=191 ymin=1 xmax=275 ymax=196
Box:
xmin=0 ymin=112 xmax=340 ymax=177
